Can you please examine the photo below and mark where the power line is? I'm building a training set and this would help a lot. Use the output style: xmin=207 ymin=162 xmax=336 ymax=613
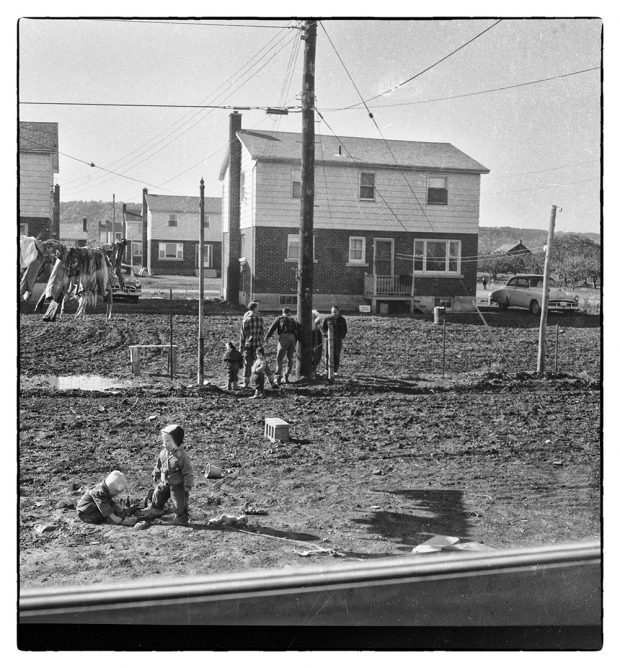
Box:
xmin=485 ymin=159 xmax=599 ymax=181
xmin=484 ymin=177 xmax=599 ymax=196
xmin=88 ymin=19 xmax=300 ymax=29
xmin=20 ymin=101 xmax=301 ymax=111
xmin=340 ymin=19 xmax=503 ymax=110
xmin=330 ymin=66 xmax=600 ymax=111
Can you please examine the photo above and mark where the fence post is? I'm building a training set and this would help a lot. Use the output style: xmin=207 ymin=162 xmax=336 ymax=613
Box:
xmin=327 ymin=322 xmax=334 ymax=382
xmin=169 ymin=288 xmax=174 ymax=379
xmin=442 ymin=317 xmax=447 ymax=378
xmin=554 ymin=324 xmax=559 ymax=375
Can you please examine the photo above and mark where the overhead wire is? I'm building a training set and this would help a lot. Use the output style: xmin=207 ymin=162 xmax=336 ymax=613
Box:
xmin=338 ymin=19 xmax=503 ymax=110
xmin=60 ymin=24 xmax=298 ymax=194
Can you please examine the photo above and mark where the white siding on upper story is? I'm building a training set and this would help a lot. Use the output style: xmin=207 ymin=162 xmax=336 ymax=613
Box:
xmin=221 ymin=177 xmax=229 ymax=235
xmin=252 ymin=160 xmax=481 ymax=235
xmin=239 ymin=148 xmax=256 ymax=231
xmin=149 ymin=209 xmax=222 ymax=242
xmin=19 ymin=153 xmax=54 ymax=219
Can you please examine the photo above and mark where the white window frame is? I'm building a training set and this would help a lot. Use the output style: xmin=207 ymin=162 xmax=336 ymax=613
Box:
xmin=286 ymin=233 xmax=315 ymax=262
xmin=413 ymin=239 xmax=461 ymax=275
xmin=204 ymin=243 xmax=213 ymax=268
xmin=348 ymin=236 xmax=367 ymax=264
xmin=132 ymin=241 xmax=143 ymax=258
xmin=168 ymin=214 xmax=178 ymax=227
xmin=292 ymin=168 xmax=301 ymax=198
xmin=158 ymin=242 xmax=184 ymax=261
xmin=359 ymin=172 xmax=376 ymax=201
xmin=427 ymin=175 xmax=448 ymax=206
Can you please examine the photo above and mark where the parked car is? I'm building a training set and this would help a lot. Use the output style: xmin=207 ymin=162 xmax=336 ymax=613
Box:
xmin=489 ymin=274 xmax=579 ymax=315
xmin=111 ymin=264 xmax=141 ymax=302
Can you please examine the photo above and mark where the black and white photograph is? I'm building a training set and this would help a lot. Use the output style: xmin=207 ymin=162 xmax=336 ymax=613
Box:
xmin=14 ymin=8 xmax=605 ymax=653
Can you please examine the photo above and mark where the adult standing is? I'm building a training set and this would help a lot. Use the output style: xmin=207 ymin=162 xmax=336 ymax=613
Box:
xmin=265 ymin=307 xmax=299 ymax=384
xmin=321 ymin=305 xmax=347 ymax=375
xmin=239 ymin=301 xmax=265 ymax=388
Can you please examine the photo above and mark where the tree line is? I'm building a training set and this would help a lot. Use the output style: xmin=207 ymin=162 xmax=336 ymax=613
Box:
xmin=478 ymin=234 xmax=601 ymax=289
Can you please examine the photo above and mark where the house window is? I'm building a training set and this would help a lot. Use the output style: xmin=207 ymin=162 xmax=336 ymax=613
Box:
xmin=168 ymin=214 xmax=178 ymax=227
xmin=413 ymin=239 xmax=461 ymax=274
xmin=292 ymin=169 xmax=301 ymax=198
xmin=348 ymin=237 xmax=366 ymax=263
xmin=132 ymin=241 xmax=142 ymax=258
xmin=287 ymin=233 xmax=315 ymax=261
xmin=20 ymin=223 xmax=28 ymax=236
xmin=360 ymin=172 xmax=375 ymax=200
xmin=159 ymin=242 xmax=183 ymax=260
xmin=427 ymin=176 xmax=448 ymax=205
xmin=82 ymin=219 xmax=87 ymax=232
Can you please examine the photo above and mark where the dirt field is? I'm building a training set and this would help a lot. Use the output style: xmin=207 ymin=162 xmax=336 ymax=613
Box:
xmin=19 ymin=303 xmax=601 ymax=589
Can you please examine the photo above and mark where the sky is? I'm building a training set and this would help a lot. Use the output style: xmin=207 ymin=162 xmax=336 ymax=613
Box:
xmin=16 ymin=15 xmax=602 ymax=234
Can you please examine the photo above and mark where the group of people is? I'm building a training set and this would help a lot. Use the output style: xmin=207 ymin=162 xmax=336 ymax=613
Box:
xmin=77 ymin=424 xmax=194 ymax=527
xmin=223 ymin=302 xmax=348 ymax=398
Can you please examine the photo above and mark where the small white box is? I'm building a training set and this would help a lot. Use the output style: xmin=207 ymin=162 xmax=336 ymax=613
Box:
xmin=359 ymin=304 xmax=371 ymax=313
xmin=264 ymin=418 xmax=290 ymax=442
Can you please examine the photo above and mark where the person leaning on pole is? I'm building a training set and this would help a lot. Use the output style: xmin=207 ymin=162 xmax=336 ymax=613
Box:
xmin=239 ymin=301 xmax=265 ymax=388
xmin=321 ymin=305 xmax=348 ymax=375
xmin=265 ymin=307 xmax=299 ymax=384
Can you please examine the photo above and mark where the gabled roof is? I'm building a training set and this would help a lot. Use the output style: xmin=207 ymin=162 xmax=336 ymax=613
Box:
xmin=219 ymin=129 xmax=489 ymax=178
xmin=19 ymin=121 xmax=59 ymax=172
xmin=145 ymin=194 xmax=222 ymax=214
xmin=494 ymin=241 xmax=531 ymax=254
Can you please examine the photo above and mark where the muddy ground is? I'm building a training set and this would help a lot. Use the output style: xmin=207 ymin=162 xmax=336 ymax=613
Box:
xmin=19 ymin=303 xmax=601 ymax=589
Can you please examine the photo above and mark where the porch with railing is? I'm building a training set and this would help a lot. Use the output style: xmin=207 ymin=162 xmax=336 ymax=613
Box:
xmin=364 ymin=273 xmax=414 ymax=297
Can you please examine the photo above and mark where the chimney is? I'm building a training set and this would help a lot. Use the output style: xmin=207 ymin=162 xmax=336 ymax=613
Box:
xmin=225 ymin=112 xmax=242 ymax=304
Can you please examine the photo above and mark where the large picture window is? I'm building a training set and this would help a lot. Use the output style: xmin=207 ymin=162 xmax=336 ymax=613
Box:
xmin=159 ymin=242 xmax=183 ymax=260
xmin=414 ymin=239 xmax=461 ymax=274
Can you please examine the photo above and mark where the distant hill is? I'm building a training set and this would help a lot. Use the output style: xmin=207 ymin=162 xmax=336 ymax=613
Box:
xmin=60 ymin=200 xmax=141 ymax=226
xmin=478 ymin=226 xmax=600 ymax=253
xmin=60 ymin=201 xmax=600 ymax=251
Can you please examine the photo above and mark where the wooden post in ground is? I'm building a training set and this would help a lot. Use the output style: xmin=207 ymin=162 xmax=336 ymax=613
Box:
xmin=169 ymin=288 xmax=174 ymax=379
xmin=327 ymin=321 xmax=334 ymax=382
xmin=198 ymin=179 xmax=205 ymax=386
xmin=442 ymin=317 xmax=447 ymax=378
xmin=537 ymin=205 xmax=558 ymax=375
xmin=554 ymin=323 xmax=559 ymax=375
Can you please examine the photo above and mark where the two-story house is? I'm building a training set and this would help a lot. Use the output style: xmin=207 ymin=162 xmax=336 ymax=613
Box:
xmin=19 ymin=121 xmax=59 ymax=239
xmin=219 ymin=120 xmax=489 ymax=313
xmin=143 ymin=193 xmax=222 ymax=277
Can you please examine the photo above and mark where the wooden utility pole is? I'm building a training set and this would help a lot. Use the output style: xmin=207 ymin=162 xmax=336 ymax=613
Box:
xmin=198 ymin=178 xmax=205 ymax=386
xmin=536 ymin=205 xmax=558 ymax=375
xmin=296 ymin=19 xmax=317 ymax=378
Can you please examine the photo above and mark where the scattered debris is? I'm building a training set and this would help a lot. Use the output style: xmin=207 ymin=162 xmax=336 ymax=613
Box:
xmin=243 ymin=501 xmax=268 ymax=515
xmin=553 ymin=460 xmax=564 ymax=466
xmin=412 ymin=535 xmax=495 ymax=554
xmin=148 ymin=415 xmax=158 ymax=421
xmin=34 ymin=523 xmax=58 ymax=535
xmin=208 ymin=514 xmax=248 ymax=527
xmin=369 ymin=505 xmax=382 ymax=510
xmin=371 ymin=468 xmax=382 ymax=476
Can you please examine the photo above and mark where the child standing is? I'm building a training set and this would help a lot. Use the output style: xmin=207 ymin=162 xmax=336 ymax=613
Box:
xmin=223 ymin=341 xmax=243 ymax=390
xmin=77 ymin=471 xmax=138 ymax=526
xmin=250 ymin=348 xmax=279 ymax=399
xmin=144 ymin=424 xmax=195 ymax=526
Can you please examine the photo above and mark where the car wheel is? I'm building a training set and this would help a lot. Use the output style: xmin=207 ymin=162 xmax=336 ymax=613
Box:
xmin=530 ymin=300 xmax=541 ymax=316
xmin=498 ymin=298 xmax=509 ymax=311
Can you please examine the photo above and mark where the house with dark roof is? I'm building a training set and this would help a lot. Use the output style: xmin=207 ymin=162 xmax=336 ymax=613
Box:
xmin=219 ymin=116 xmax=489 ymax=312
xmin=493 ymin=239 xmax=532 ymax=256
xmin=143 ymin=193 xmax=222 ymax=276
xmin=19 ymin=121 xmax=59 ymax=239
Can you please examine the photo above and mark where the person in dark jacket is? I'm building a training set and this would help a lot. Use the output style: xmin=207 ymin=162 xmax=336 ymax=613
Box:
xmin=265 ymin=307 xmax=299 ymax=383
xmin=321 ymin=305 xmax=348 ymax=375
xmin=77 ymin=471 xmax=137 ymax=526
xmin=144 ymin=424 xmax=195 ymax=526
xmin=223 ymin=341 xmax=243 ymax=390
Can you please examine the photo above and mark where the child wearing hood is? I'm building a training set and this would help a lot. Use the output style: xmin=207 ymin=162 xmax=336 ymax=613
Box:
xmin=223 ymin=341 xmax=243 ymax=390
xmin=144 ymin=424 xmax=195 ymax=526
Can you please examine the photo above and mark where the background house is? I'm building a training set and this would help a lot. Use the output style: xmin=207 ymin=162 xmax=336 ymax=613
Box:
xmin=19 ymin=121 xmax=59 ymax=239
xmin=220 ymin=122 xmax=489 ymax=312
xmin=493 ymin=239 xmax=532 ymax=256
xmin=143 ymin=193 xmax=222 ymax=277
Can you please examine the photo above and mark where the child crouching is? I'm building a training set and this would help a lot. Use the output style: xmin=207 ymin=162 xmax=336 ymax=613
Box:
xmin=77 ymin=471 xmax=138 ymax=526
xmin=144 ymin=424 xmax=194 ymax=526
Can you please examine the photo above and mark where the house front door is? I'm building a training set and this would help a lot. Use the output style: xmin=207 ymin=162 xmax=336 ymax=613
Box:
xmin=373 ymin=238 xmax=394 ymax=275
